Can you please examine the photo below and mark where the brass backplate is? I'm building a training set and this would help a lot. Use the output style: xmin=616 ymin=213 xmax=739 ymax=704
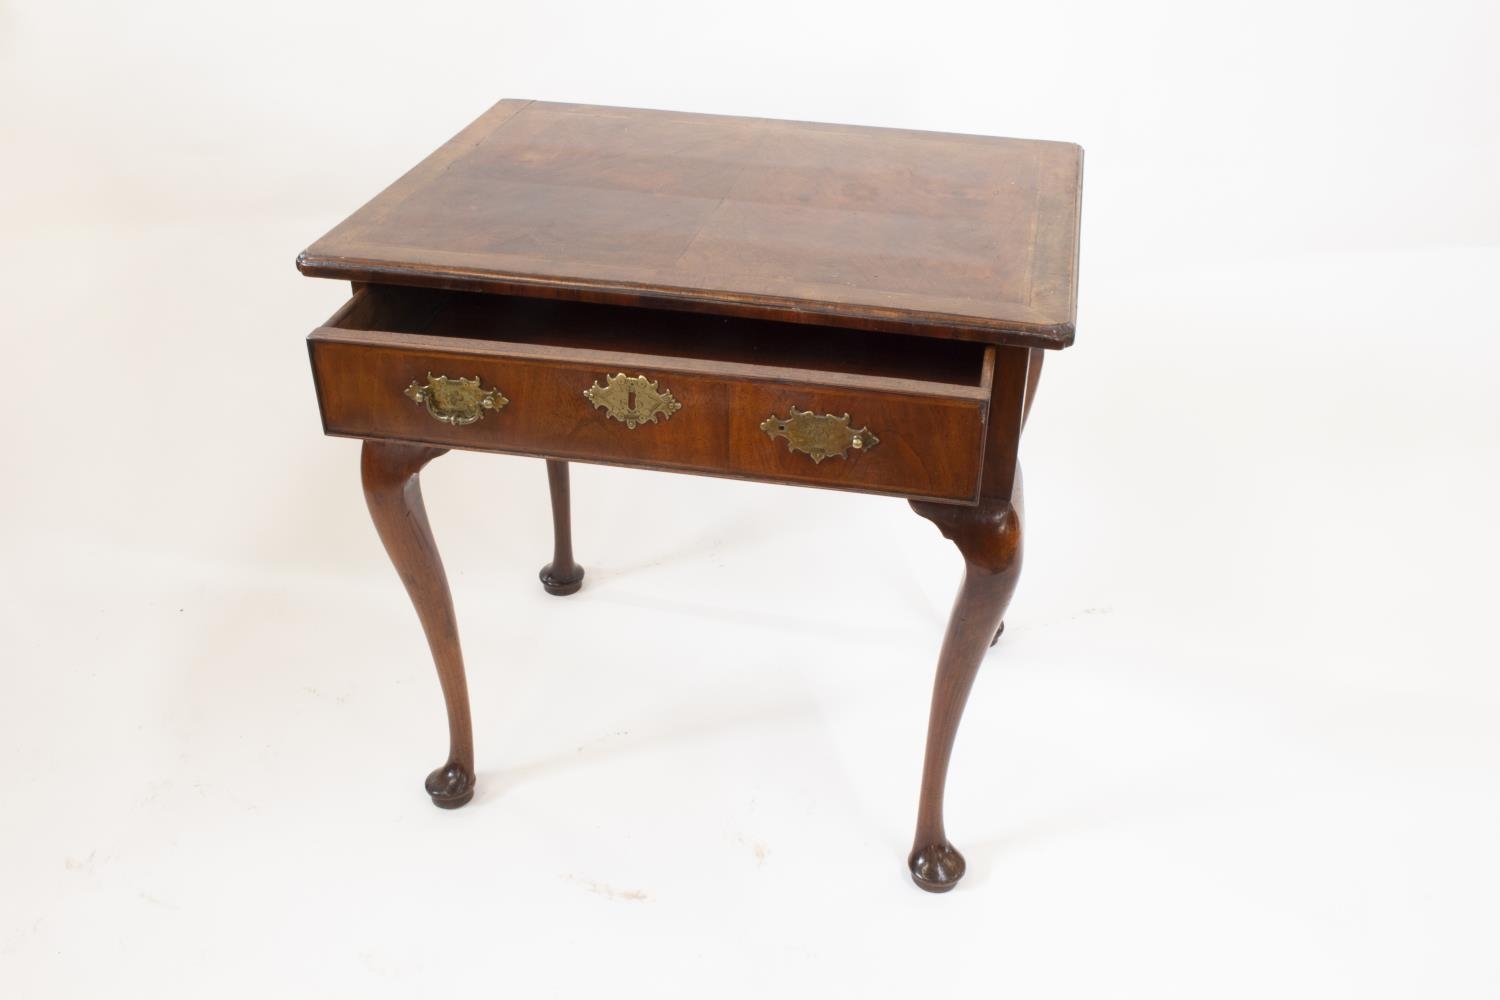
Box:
xmin=583 ymin=373 xmax=682 ymax=429
xmin=404 ymin=373 xmax=508 ymax=426
xmin=760 ymin=407 xmax=879 ymax=464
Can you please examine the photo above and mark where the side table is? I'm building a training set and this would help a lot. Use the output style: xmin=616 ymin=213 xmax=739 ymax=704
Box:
xmin=299 ymin=100 xmax=1083 ymax=891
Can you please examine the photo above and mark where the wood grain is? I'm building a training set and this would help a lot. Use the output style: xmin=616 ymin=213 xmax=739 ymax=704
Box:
xmin=299 ymin=99 xmax=1083 ymax=892
xmin=299 ymin=100 xmax=1083 ymax=347
xmin=539 ymin=459 xmax=585 ymax=596
xmin=310 ymin=288 xmax=994 ymax=503
xmin=360 ymin=441 xmax=476 ymax=809
xmin=907 ymin=493 xmax=1024 ymax=891
xmin=313 ymin=336 xmax=989 ymax=503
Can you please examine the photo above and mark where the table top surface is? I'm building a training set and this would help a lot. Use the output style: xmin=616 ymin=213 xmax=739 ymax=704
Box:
xmin=298 ymin=100 xmax=1083 ymax=347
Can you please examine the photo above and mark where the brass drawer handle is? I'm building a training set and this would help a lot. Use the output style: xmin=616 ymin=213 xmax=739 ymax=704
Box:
xmin=404 ymin=373 xmax=509 ymax=426
xmin=583 ymin=372 xmax=682 ymax=429
xmin=761 ymin=407 xmax=879 ymax=464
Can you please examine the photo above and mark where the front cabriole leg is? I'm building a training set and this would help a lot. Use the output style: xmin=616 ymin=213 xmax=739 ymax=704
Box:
xmin=360 ymin=440 xmax=476 ymax=808
xmin=906 ymin=496 xmax=1023 ymax=891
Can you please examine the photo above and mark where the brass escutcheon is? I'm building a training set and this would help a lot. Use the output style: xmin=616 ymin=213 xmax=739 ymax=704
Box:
xmin=760 ymin=407 xmax=879 ymax=464
xmin=583 ymin=372 xmax=682 ymax=429
xmin=403 ymin=373 xmax=509 ymax=426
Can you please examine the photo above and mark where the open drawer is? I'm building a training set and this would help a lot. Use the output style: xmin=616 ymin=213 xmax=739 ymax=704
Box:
xmin=308 ymin=286 xmax=994 ymax=503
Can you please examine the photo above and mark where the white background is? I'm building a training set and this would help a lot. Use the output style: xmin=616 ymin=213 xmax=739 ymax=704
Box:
xmin=2 ymin=1 xmax=1498 ymax=996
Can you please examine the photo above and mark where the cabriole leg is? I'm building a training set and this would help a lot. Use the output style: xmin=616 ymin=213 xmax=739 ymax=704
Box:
xmin=906 ymin=495 xmax=1024 ymax=891
xmin=360 ymin=440 xmax=476 ymax=808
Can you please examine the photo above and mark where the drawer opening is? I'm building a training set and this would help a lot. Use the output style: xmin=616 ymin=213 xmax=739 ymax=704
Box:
xmin=335 ymin=285 xmax=991 ymax=390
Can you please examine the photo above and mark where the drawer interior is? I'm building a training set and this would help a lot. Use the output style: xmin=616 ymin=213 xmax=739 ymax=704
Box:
xmin=334 ymin=286 xmax=990 ymax=390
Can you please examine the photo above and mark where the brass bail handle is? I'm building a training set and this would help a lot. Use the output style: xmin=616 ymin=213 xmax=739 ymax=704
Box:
xmin=760 ymin=407 xmax=878 ymax=464
xmin=404 ymin=373 xmax=509 ymax=426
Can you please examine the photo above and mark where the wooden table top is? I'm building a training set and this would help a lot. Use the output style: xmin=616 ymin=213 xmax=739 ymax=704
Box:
xmin=298 ymin=100 xmax=1083 ymax=348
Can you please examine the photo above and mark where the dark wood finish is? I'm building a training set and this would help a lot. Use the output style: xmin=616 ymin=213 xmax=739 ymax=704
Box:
xmin=907 ymin=495 xmax=1023 ymax=891
xmin=990 ymin=345 xmax=1042 ymax=648
xmin=309 ymin=292 xmax=994 ymax=504
xmin=299 ymin=100 xmax=1082 ymax=347
xmin=1023 ymin=347 xmax=1046 ymax=428
xmin=978 ymin=346 xmax=1032 ymax=502
xmin=895 ymin=345 xmax=1037 ymax=891
xmin=304 ymin=100 xmax=1082 ymax=893
xmin=540 ymin=459 xmax=584 ymax=596
xmin=344 ymin=285 xmax=994 ymax=388
xmin=360 ymin=441 xmax=476 ymax=808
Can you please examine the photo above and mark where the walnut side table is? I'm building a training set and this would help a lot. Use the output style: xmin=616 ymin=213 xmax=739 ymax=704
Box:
xmin=298 ymin=100 xmax=1083 ymax=892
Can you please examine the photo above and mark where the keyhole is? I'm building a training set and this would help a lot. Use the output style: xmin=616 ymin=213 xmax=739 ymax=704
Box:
xmin=627 ymin=388 xmax=636 ymax=411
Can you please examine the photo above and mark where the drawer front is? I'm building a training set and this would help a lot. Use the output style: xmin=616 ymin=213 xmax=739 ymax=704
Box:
xmin=310 ymin=334 xmax=987 ymax=503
